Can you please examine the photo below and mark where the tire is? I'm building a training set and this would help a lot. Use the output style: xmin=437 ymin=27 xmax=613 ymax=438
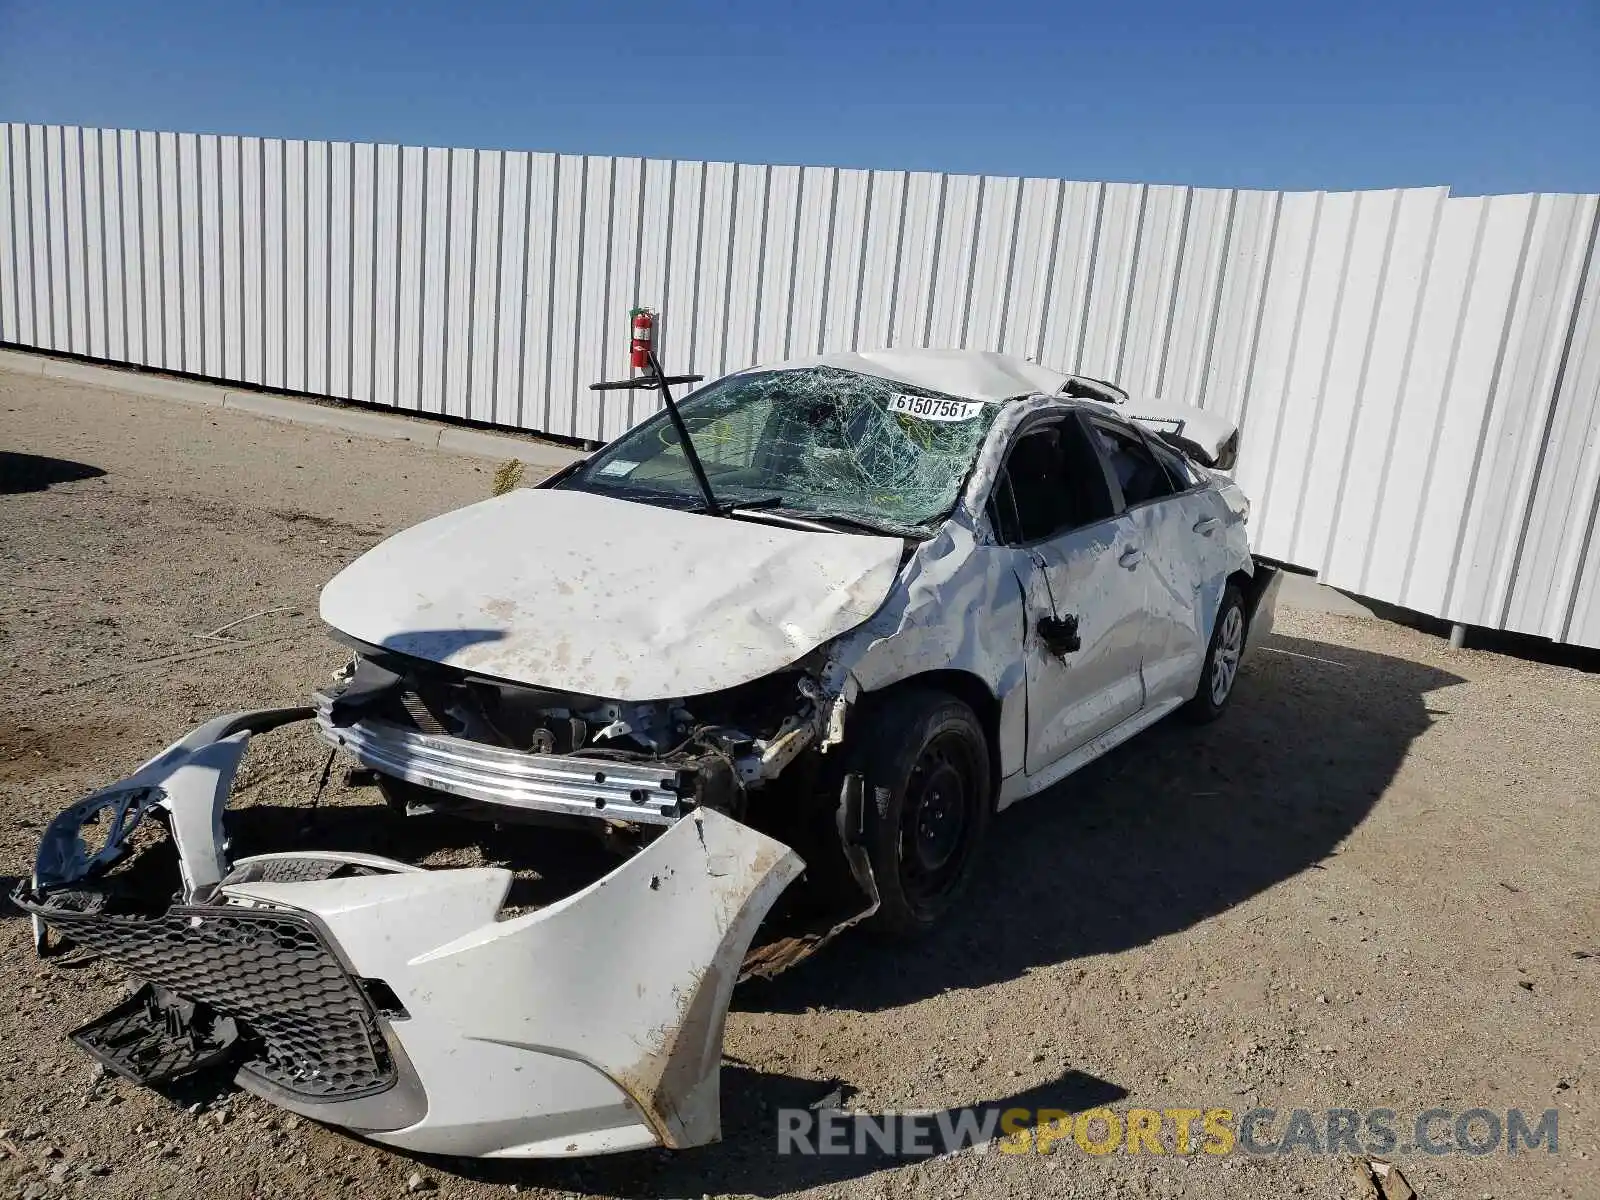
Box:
xmin=1185 ymin=584 xmax=1247 ymax=723
xmin=853 ymin=688 xmax=992 ymax=937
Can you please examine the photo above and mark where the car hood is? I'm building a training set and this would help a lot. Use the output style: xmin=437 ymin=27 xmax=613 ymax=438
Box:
xmin=319 ymin=488 xmax=905 ymax=699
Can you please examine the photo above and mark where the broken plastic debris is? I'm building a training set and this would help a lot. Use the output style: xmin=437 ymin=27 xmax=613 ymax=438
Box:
xmin=1350 ymin=1156 xmax=1417 ymax=1200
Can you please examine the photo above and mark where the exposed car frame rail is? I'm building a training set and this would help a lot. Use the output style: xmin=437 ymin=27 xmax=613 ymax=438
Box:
xmin=314 ymin=698 xmax=691 ymax=825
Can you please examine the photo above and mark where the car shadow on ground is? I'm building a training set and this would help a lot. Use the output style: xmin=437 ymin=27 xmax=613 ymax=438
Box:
xmin=0 ymin=450 xmax=106 ymax=493
xmin=442 ymin=1067 xmax=1128 ymax=1197
xmin=745 ymin=631 xmax=1462 ymax=1015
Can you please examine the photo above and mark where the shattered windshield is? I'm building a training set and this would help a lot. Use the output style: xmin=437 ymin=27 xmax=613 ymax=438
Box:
xmin=565 ymin=368 xmax=1003 ymax=535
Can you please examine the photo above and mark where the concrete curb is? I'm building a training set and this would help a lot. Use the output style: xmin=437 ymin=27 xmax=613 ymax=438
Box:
xmin=0 ymin=347 xmax=583 ymax=469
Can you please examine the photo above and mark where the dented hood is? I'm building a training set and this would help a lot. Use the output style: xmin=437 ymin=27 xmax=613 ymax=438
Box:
xmin=319 ymin=489 xmax=903 ymax=699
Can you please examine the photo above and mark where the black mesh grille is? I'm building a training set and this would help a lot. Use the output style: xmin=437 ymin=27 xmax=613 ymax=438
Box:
xmin=37 ymin=904 xmax=394 ymax=1101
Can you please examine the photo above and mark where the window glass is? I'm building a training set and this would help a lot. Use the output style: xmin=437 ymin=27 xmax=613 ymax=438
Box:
xmin=565 ymin=368 xmax=1001 ymax=535
xmin=1093 ymin=422 xmax=1181 ymax=506
xmin=1150 ymin=440 xmax=1199 ymax=489
xmin=988 ymin=420 xmax=1116 ymax=544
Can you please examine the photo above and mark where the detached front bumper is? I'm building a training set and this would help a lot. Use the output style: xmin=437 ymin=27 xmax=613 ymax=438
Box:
xmin=14 ymin=710 xmax=803 ymax=1158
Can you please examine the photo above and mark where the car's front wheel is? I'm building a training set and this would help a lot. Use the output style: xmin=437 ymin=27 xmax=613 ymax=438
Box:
xmin=1185 ymin=584 xmax=1247 ymax=723
xmin=855 ymin=688 xmax=992 ymax=936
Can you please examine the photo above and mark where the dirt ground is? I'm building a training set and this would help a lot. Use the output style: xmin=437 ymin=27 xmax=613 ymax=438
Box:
xmin=1 ymin=367 xmax=1596 ymax=1200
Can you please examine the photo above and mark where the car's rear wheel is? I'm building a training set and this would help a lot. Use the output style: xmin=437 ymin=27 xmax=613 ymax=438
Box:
xmin=855 ymin=689 xmax=992 ymax=936
xmin=1185 ymin=584 xmax=1247 ymax=723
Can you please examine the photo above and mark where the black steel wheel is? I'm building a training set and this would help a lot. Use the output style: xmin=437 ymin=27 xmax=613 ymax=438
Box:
xmin=857 ymin=688 xmax=992 ymax=936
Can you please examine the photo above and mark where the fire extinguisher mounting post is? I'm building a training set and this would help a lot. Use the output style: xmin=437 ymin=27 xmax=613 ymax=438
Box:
xmin=589 ymin=350 xmax=722 ymax=518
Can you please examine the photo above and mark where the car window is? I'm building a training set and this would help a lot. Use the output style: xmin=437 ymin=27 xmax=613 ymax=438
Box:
xmin=1093 ymin=422 xmax=1182 ymax=506
xmin=988 ymin=419 xmax=1116 ymax=544
xmin=564 ymin=368 xmax=1002 ymax=535
xmin=1149 ymin=439 xmax=1199 ymax=489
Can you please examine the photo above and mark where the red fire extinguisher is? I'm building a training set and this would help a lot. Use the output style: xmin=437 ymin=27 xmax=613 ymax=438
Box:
xmin=630 ymin=307 xmax=654 ymax=372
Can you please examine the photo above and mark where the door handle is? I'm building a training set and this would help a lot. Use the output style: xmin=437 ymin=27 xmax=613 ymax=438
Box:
xmin=1193 ymin=516 xmax=1219 ymax=536
xmin=1118 ymin=545 xmax=1143 ymax=569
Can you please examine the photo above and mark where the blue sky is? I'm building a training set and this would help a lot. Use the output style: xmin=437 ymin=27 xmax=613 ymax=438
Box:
xmin=1 ymin=0 xmax=1595 ymax=195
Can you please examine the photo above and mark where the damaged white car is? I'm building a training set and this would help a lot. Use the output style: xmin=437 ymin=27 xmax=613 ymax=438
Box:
xmin=14 ymin=348 xmax=1281 ymax=1159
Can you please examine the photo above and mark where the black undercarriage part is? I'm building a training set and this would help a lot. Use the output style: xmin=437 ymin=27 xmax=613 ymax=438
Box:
xmin=71 ymin=982 xmax=242 ymax=1086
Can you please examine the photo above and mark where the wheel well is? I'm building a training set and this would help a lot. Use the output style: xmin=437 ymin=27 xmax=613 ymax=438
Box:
xmin=862 ymin=670 xmax=1003 ymax=802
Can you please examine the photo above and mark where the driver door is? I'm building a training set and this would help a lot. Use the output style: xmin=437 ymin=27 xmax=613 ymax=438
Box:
xmin=987 ymin=416 xmax=1147 ymax=776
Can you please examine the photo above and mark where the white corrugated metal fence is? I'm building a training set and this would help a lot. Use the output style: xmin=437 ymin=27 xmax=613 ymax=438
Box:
xmin=2 ymin=124 xmax=1597 ymax=647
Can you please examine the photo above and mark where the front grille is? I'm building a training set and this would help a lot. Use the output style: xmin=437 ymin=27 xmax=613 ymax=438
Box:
xmin=35 ymin=902 xmax=394 ymax=1101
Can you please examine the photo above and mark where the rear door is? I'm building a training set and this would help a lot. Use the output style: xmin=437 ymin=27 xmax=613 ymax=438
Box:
xmin=985 ymin=416 xmax=1147 ymax=775
xmin=1149 ymin=438 xmax=1238 ymax=649
xmin=1087 ymin=417 xmax=1213 ymax=707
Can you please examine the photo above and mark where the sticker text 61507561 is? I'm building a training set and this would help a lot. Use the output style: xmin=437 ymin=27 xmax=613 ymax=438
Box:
xmin=888 ymin=394 xmax=988 ymax=422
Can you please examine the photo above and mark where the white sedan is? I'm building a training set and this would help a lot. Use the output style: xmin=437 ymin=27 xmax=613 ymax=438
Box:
xmin=18 ymin=348 xmax=1281 ymax=1160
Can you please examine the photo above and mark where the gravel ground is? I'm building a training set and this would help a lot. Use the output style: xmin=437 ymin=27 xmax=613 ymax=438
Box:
xmin=1 ymin=369 xmax=1597 ymax=1200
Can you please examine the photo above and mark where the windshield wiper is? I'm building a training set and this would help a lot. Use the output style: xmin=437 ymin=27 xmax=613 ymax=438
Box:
xmin=798 ymin=511 xmax=919 ymax=537
xmin=723 ymin=498 xmax=843 ymax=535
xmin=590 ymin=351 xmax=722 ymax=517
xmin=586 ymin=483 xmax=714 ymax=513
xmin=729 ymin=500 xmax=918 ymax=538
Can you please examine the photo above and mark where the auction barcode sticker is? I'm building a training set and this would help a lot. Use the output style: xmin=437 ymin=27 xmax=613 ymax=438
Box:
xmin=888 ymin=394 xmax=988 ymax=422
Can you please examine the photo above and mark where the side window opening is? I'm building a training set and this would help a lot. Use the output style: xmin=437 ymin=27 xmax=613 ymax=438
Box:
xmin=987 ymin=420 xmax=1117 ymax=544
xmin=1150 ymin=440 xmax=1197 ymax=490
xmin=1094 ymin=422 xmax=1181 ymax=506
